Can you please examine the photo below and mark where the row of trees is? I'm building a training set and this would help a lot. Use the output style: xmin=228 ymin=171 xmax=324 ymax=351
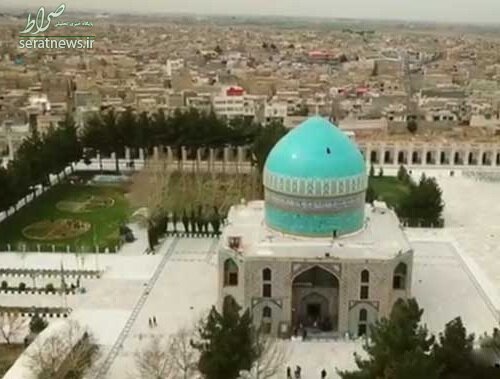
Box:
xmin=0 ymin=116 xmax=82 ymax=214
xmin=147 ymin=207 xmax=224 ymax=251
xmin=340 ymin=298 xmax=499 ymax=379
xmin=132 ymin=297 xmax=500 ymax=379
xmin=1 ymin=108 xmax=287 ymax=215
xmin=81 ymin=108 xmax=282 ymax=171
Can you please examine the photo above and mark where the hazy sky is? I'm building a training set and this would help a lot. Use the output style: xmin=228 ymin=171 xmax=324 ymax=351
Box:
xmin=5 ymin=0 xmax=500 ymax=24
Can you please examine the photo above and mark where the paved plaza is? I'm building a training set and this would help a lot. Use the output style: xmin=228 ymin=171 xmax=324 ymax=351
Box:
xmin=2 ymin=169 xmax=500 ymax=378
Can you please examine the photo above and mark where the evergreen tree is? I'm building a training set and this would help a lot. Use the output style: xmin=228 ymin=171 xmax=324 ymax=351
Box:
xmin=339 ymin=298 xmax=437 ymax=379
xmin=30 ymin=314 xmax=48 ymax=334
xmin=193 ymin=303 xmax=257 ymax=379
xmin=172 ymin=210 xmax=178 ymax=232
xmin=432 ymin=317 xmax=475 ymax=378
xmin=190 ymin=208 xmax=197 ymax=233
xmin=182 ymin=209 xmax=189 ymax=233
xmin=365 ymin=183 xmax=376 ymax=204
xmin=196 ymin=205 xmax=204 ymax=233
xmin=398 ymin=175 xmax=444 ymax=227
xmin=251 ymin=121 xmax=287 ymax=174
xmin=397 ymin=165 xmax=409 ymax=183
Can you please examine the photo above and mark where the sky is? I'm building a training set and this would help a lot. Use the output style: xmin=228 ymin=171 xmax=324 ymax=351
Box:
xmin=4 ymin=0 xmax=500 ymax=24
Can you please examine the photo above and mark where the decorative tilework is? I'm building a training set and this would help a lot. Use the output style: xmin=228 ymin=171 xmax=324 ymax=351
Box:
xmin=263 ymin=169 xmax=367 ymax=198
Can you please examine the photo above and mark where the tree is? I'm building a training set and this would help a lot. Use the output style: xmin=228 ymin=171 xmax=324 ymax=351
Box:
xmin=0 ymin=313 xmax=27 ymax=344
xmin=432 ymin=317 xmax=475 ymax=378
xmin=27 ymin=320 xmax=99 ymax=379
xmin=369 ymin=165 xmax=375 ymax=177
xmin=30 ymin=314 xmax=48 ymax=334
xmin=365 ymin=183 xmax=376 ymax=204
xmin=169 ymin=328 xmax=199 ymax=379
xmin=182 ymin=209 xmax=190 ymax=233
xmin=397 ymin=165 xmax=410 ymax=183
xmin=134 ymin=337 xmax=173 ymax=379
xmin=398 ymin=175 xmax=444 ymax=227
xmin=339 ymin=298 xmax=438 ymax=379
xmin=251 ymin=121 xmax=287 ymax=174
xmin=193 ymin=303 xmax=257 ymax=379
xmin=407 ymin=119 xmax=418 ymax=134
xmin=238 ymin=334 xmax=289 ymax=379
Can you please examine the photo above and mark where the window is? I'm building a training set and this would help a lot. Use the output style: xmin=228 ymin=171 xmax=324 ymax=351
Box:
xmin=223 ymin=259 xmax=238 ymax=287
xmin=393 ymin=275 xmax=403 ymax=289
xmin=359 ymin=308 xmax=367 ymax=322
xmin=360 ymin=285 xmax=369 ymax=300
xmin=263 ymin=306 xmax=272 ymax=318
xmin=361 ymin=269 xmax=370 ymax=283
xmin=263 ymin=268 xmax=272 ymax=281
xmin=263 ymin=283 xmax=272 ymax=298
xmin=393 ymin=262 xmax=407 ymax=290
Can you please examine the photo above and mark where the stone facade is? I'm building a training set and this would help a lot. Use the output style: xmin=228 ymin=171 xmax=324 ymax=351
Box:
xmin=219 ymin=248 xmax=413 ymax=337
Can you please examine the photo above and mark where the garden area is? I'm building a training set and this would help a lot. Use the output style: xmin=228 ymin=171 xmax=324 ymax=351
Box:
xmin=369 ymin=176 xmax=412 ymax=209
xmin=367 ymin=166 xmax=445 ymax=227
xmin=0 ymin=183 xmax=131 ymax=253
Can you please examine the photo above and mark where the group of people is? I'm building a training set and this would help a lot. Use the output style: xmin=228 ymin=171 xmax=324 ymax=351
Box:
xmin=286 ymin=366 xmax=328 ymax=378
xmin=148 ymin=316 xmax=158 ymax=328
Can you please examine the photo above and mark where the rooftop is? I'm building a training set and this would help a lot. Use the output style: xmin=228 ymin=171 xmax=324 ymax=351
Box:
xmin=221 ymin=200 xmax=412 ymax=261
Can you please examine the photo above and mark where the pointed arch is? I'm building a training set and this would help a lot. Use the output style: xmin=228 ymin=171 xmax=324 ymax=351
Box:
xmin=262 ymin=268 xmax=272 ymax=282
xmin=361 ymin=269 xmax=370 ymax=283
xmin=393 ymin=262 xmax=407 ymax=290
xmin=223 ymin=258 xmax=238 ymax=286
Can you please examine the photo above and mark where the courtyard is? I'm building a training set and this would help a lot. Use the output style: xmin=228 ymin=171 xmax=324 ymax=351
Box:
xmin=2 ymin=169 xmax=500 ymax=379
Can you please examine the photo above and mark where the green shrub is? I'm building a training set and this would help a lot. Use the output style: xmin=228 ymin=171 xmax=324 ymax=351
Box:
xmin=30 ymin=314 xmax=48 ymax=334
xmin=1 ymin=280 xmax=7 ymax=290
xmin=45 ymin=283 xmax=55 ymax=293
xmin=19 ymin=282 xmax=26 ymax=291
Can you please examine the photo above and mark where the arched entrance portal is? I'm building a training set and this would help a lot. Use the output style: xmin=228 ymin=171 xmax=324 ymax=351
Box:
xmin=292 ymin=266 xmax=339 ymax=332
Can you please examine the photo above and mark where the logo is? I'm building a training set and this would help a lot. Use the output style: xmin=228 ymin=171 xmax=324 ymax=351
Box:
xmin=20 ymin=4 xmax=66 ymax=35
xmin=19 ymin=4 xmax=95 ymax=49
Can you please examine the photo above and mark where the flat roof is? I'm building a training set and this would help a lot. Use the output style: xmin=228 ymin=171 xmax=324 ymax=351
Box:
xmin=221 ymin=201 xmax=412 ymax=261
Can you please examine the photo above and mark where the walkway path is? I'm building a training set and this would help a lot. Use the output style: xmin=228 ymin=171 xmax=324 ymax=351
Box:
xmin=95 ymin=237 xmax=178 ymax=379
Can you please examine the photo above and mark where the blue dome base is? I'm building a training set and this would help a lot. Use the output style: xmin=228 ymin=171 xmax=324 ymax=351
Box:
xmin=265 ymin=204 xmax=365 ymax=237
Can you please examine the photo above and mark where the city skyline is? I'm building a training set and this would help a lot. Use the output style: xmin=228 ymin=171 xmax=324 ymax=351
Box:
xmin=4 ymin=0 xmax=500 ymax=24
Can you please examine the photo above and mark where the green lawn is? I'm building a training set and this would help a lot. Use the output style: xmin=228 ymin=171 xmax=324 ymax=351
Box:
xmin=369 ymin=176 xmax=411 ymax=209
xmin=0 ymin=184 xmax=131 ymax=252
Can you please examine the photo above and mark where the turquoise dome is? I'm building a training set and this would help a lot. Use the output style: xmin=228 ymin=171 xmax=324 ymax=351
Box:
xmin=263 ymin=116 xmax=367 ymax=237
xmin=265 ymin=116 xmax=365 ymax=178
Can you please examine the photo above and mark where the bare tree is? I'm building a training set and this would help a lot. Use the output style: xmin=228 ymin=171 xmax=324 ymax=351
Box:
xmin=0 ymin=313 xmax=27 ymax=344
xmin=134 ymin=336 xmax=174 ymax=379
xmin=27 ymin=319 xmax=99 ymax=379
xmin=168 ymin=328 xmax=199 ymax=379
xmin=238 ymin=334 xmax=289 ymax=379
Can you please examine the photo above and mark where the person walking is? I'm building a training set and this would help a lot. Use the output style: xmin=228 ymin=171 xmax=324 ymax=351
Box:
xmin=153 ymin=316 xmax=157 ymax=327
xmin=148 ymin=318 xmax=152 ymax=328
xmin=294 ymin=365 xmax=301 ymax=379
xmin=321 ymin=368 xmax=327 ymax=378
xmin=286 ymin=366 xmax=292 ymax=379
